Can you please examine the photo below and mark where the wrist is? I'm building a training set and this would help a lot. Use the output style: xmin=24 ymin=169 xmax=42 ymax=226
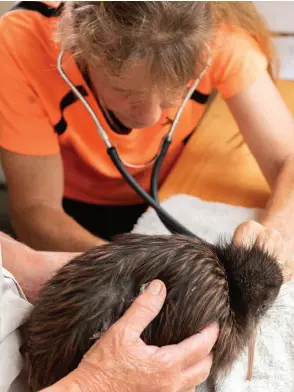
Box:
xmin=39 ymin=372 xmax=82 ymax=392
xmin=43 ymin=367 xmax=108 ymax=392
xmin=39 ymin=368 xmax=105 ymax=392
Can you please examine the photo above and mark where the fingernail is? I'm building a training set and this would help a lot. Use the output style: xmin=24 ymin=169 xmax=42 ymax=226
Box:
xmin=147 ymin=280 xmax=163 ymax=296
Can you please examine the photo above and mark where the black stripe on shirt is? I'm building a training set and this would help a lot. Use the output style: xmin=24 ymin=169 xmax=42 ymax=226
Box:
xmin=190 ymin=90 xmax=210 ymax=105
xmin=54 ymin=86 xmax=88 ymax=135
xmin=10 ymin=1 xmax=64 ymax=17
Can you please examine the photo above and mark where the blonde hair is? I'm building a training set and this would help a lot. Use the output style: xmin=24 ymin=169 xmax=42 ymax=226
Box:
xmin=57 ymin=1 xmax=278 ymax=89
xmin=211 ymin=2 xmax=278 ymax=79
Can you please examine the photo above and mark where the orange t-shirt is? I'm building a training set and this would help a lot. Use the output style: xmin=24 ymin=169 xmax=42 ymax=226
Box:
xmin=0 ymin=1 xmax=268 ymax=205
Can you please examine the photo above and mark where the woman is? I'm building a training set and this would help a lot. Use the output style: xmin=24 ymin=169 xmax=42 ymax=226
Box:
xmin=0 ymin=1 xmax=294 ymax=268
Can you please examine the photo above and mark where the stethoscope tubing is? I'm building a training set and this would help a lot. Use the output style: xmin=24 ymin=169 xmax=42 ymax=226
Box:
xmin=107 ymin=142 xmax=197 ymax=237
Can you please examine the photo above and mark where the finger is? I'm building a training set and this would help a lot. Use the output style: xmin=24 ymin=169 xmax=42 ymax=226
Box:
xmin=233 ymin=221 xmax=264 ymax=248
xmin=255 ymin=228 xmax=284 ymax=257
xmin=282 ymin=261 xmax=294 ymax=282
xmin=180 ymin=354 xmax=213 ymax=390
xmin=253 ymin=228 xmax=292 ymax=273
xmin=114 ymin=279 xmax=167 ymax=339
xmin=175 ymin=322 xmax=219 ymax=369
xmin=287 ymin=260 xmax=294 ymax=277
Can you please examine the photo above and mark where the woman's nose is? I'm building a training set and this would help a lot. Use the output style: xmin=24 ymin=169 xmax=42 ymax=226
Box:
xmin=131 ymin=100 xmax=163 ymax=128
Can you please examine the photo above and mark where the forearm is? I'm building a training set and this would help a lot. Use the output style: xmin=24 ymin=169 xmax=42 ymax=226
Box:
xmin=0 ymin=232 xmax=79 ymax=298
xmin=261 ymin=154 xmax=294 ymax=242
xmin=11 ymin=204 xmax=106 ymax=252
xmin=2 ymin=241 xmax=75 ymax=282
xmin=1 ymin=232 xmax=34 ymax=280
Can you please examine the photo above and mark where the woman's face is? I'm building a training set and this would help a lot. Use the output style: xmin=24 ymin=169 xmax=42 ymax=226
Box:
xmin=88 ymin=61 xmax=185 ymax=129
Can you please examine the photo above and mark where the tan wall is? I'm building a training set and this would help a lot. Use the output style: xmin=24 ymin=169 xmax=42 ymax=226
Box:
xmin=0 ymin=2 xmax=13 ymax=15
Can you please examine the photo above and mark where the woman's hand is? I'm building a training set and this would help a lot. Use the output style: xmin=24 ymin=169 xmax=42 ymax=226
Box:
xmin=233 ymin=220 xmax=294 ymax=282
xmin=45 ymin=280 xmax=219 ymax=392
xmin=0 ymin=232 xmax=78 ymax=302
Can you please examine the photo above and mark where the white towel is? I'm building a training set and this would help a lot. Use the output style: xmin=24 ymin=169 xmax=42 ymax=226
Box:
xmin=132 ymin=194 xmax=294 ymax=392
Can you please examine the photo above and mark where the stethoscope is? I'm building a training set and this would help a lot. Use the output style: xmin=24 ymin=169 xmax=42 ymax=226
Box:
xmin=57 ymin=45 xmax=211 ymax=239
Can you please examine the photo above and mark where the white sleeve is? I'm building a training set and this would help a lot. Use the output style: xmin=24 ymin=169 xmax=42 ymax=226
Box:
xmin=0 ymin=247 xmax=33 ymax=392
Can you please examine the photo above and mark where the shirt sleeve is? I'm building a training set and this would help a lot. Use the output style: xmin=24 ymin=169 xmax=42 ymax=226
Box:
xmin=210 ymin=26 xmax=269 ymax=99
xmin=0 ymin=33 xmax=60 ymax=156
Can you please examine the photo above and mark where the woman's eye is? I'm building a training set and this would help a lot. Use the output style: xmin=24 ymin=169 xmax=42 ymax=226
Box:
xmin=113 ymin=88 xmax=133 ymax=96
xmin=118 ymin=91 xmax=128 ymax=97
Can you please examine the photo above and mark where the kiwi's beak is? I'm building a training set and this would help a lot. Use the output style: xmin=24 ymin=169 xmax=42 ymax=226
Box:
xmin=246 ymin=332 xmax=256 ymax=381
